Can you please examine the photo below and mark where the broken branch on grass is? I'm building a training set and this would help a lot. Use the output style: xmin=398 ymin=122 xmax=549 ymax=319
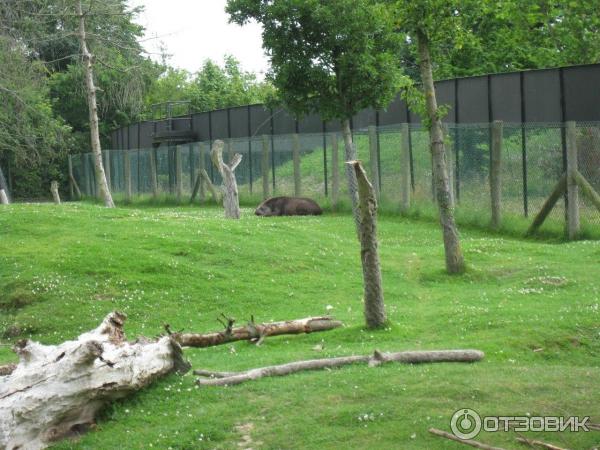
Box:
xmin=195 ymin=349 xmax=484 ymax=386
xmin=169 ymin=316 xmax=343 ymax=348
xmin=515 ymin=437 xmax=567 ymax=450
xmin=428 ymin=428 xmax=505 ymax=450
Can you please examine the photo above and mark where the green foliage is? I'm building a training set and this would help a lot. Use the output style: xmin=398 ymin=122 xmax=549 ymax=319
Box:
xmin=227 ymin=0 xmax=409 ymax=120
xmin=0 ymin=204 xmax=599 ymax=449
xmin=143 ymin=55 xmax=276 ymax=115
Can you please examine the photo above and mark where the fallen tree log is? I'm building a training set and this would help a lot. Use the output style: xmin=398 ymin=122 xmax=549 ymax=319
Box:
xmin=0 ymin=311 xmax=190 ymax=450
xmin=167 ymin=315 xmax=343 ymax=348
xmin=428 ymin=428 xmax=505 ymax=450
xmin=515 ymin=437 xmax=566 ymax=450
xmin=195 ymin=349 xmax=484 ymax=386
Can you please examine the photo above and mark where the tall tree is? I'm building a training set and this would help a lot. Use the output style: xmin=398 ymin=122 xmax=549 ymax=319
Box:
xmin=226 ymin=0 xmax=407 ymax=232
xmin=392 ymin=0 xmax=467 ymax=273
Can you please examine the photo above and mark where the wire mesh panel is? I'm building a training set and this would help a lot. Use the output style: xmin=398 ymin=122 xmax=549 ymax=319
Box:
xmin=577 ymin=124 xmax=600 ymax=230
xmin=409 ymin=125 xmax=433 ymax=204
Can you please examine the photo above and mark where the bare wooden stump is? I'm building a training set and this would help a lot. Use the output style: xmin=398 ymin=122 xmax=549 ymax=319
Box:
xmin=50 ymin=181 xmax=61 ymax=204
xmin=348 ymin=160 xmax=386 ymax=328
xmin=0 ymin=188 xmax=9 ymax=205
xmin=490 ymin=121 xmax=503 ymax=229
xmin=0 ymin=312 xmax=189 ymax=450
xmin=195 ymin=349 xmax=484 ymax=386
xmin=168 ymin=315 xmax=342 ymax=348
xmin=211 ymin=140 xmax=242 ymax=219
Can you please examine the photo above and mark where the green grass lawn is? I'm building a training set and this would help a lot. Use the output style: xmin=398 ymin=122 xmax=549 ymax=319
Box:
xmin=1 ymin=203 xmax=599 ymax=449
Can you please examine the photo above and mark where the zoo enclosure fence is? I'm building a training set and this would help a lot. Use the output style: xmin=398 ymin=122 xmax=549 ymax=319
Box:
xmin=71 ymin=121 xmax=600 ymax=236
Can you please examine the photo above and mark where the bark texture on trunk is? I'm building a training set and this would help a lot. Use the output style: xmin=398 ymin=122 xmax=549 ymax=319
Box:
xmin=0 ymin=312 xmax=189 ymax=450
xmin=50 ymin=181 xmax=61 ymax=204
xmin=342 ymin=119 xmax=361 ymax=235
xmin=211 ymin=140 xmax=242 ymax=219
xmin=76 ymin=1 xmax=114 ymax=208
xmin=169 ymin=316 xmax=342 ymax=348
xmin=349 ymin=160 xmax=386 ymax=328
xmin=417 ymin=31 xmax=465 ymax=274
xmin=195 ymin=349 xmax=484 ymax=386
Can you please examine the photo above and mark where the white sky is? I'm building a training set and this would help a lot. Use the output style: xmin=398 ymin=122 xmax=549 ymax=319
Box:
xmin=128 ymin=0 xmax=269 ymax=77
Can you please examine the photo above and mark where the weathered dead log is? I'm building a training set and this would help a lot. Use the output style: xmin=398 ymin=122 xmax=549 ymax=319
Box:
xmin=515 ymin=437 xmax=566 ymax=450
xmin=0 ymin=363 xmax=16 ymax=376
xmin=195 ymin=349 xmax=484 ymax=386
xmin=0 ymin=311 xmax=189 ymax=450
xmin=50 ymin=181 xmax=61 ymax=204
xmin=428 ymin=428 xmax=505 ymax=450
xmin=168 ymin=315 xmax=342 ymax=348
xmin=348 ymin=160 xmax=386 ymax=328
xmin=211 ymin=140 xmax=242 ymax=219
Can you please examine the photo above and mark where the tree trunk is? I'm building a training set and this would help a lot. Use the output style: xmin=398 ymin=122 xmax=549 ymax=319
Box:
xmin=0 ymin=312 xmax=189 ymax=450
xmin=349 ymin=160 xmax=386 ymax=328
xmin=76 ymin=1 xmax=114 ymax=208
xmin=342 ymin=119 xmax=361 ymax=235
xmin=50 ymin=181 xmax=61 ymax=204
xmin=0 ymin=189 xmax=8 ymax=205
xmin=169 ymin=316 xmax=342 ymax=348
xmin=417 ymin=31 xmax=465 ymax=274
xmin=210 ymin=140 xmax=242 ymax=219
xmin=195 ymin=349 xmax=484 ymax=386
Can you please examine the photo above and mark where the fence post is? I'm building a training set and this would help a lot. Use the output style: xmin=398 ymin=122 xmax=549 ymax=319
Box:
xmin=189 ymin=145 xmax=195 ymax=193
xmin=368 ymin=125 xmax=380 ymax=199
xmin=293 ymin=133 xmax=301 ymax=196
xmin=566 ymin=121 xmax=580 ymax=239
xmin=490 ymin=120 xmax=503 ymax=230
xmin=261 ymin=134 xmax=270 ymax=199
xmin=175 ymin=145 xmax=182 ymax=201
xmin=150 ymin=148 xmax=158 ymax=198
xmin=198 ymin=142 xmax=206 ymax=202
xmin=400 ymin=123 xmax=411 ymax=211
xmin=443 ymin=125 xmax=455 ymax=208
xmin=124 ymin=150 xmax=132 ymax=201
xmin=68 ymin=155 xmax=74 ymax=199
xmin=103 ymin=150 xmax=111 ymax=191
xmin=330 ymin=133 xmax=339 ymax=209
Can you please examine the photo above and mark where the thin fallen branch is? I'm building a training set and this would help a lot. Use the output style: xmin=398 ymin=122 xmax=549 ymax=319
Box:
xmin=195 ymin=349 xmax=484 ymax=386
xmin=167 ymin=316 xmax=343 ymax=348
xmin=428 ymin=428 xmax=505 ymax=450
xmin=515 ymin=437 xmax=567 ymax=450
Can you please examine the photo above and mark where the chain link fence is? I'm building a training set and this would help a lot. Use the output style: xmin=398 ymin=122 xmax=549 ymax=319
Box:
xmin=71 ymin=122 xmax=600 ymax=236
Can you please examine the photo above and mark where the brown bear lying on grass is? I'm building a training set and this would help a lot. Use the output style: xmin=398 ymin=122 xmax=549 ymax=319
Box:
xmin=255 ymin=197 xmax=323 ymax=216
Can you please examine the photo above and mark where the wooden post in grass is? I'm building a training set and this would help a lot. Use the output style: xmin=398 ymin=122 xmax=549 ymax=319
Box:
xmin=443 ymin=125 xmax=455 ymax=208
xmin=175 ymin=145 xmax=182 ymax=201
xmin=68 ymin=155 xmax=74 ymax=199
xmin=400 ymin=123 xmax=411 ymax=211
xmin=293 ymin=133 xmax=301 ymax=196
xmin=490 ymin=120 xmax=503 ymax=230
xmin=331 ymin=133 xmax=340 ymax=210
xmin=0 ymin=189 xmax=9 ymax=205
xmin=103 ymin=150 xmax=111 ymax=191
xmin=124 ymin=150 xmax=132 ymax=201
xmin=368 ymin=125 xmax=380 ymax=199
xmin=261 ymin=134 xmax=270 ymax=199
xmin=150 ymin=148 xmax=158 ymax=198
xmin=348 ymin=160 xmax=386 ymax=329
xmin=50 ymin=181 xmax=61 ymax=204
xmin=526 ymin=174 xmax=567 ymax=235
xmin=566 ymin=121 xmax=580 ymax=239
xmin=211 ymin=140 xmax=242 ymax=219
xmin=198 ymin=142 xmax=206 ymax=202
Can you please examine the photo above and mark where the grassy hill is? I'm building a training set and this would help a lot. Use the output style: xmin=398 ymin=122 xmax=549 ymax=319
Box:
xmin=1 ymin=203 xmax=598 ymax=449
